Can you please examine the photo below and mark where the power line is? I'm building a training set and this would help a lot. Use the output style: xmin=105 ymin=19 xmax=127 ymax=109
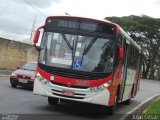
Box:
xmin=23 ymin=0 xmax=47 ymax=18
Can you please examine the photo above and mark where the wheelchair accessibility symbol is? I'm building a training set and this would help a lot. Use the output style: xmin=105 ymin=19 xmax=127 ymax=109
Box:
xmin=73 ymin=60 xmax=82 ymax=70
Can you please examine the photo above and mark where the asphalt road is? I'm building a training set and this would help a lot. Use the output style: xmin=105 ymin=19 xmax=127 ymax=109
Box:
xmin=0 ymin=77 xmax=160 ymax=120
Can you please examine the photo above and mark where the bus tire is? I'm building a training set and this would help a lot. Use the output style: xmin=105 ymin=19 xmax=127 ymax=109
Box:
xmin=106 ymin=86 xmax=120 ymax=115
xmin=48 ymin=97 xmax=59 ymax=105
xmin=106 ymin=95 xmax=119 ymax=115
xmin=11 ymin=83 xmax=17 ymax=88
xmin=123 ymin=98 xmax=131 ymax=105
xmin=106 ymin=105 xmax=115 ymax=115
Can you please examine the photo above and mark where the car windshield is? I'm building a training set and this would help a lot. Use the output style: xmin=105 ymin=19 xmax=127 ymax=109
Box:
xmin=21 ymin=62 xmax=37 ymax=71
xmin=39 ymin=32 xmax=114 ymax=73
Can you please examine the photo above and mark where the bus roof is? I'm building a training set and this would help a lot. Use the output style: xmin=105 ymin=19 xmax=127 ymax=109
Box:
xmin=120 ymin=28 xmax=142 ymax=51
xmin=45 ymin=16 xmax=142 ymax=51
xmin=45 ymin=15 xmax=119 ymax=28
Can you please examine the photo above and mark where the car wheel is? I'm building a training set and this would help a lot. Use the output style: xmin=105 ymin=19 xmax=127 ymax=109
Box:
xmin=48 ymin=97 xmax=59 ymax=105
xmin=11 ymin=83 xmax=17 ymax=88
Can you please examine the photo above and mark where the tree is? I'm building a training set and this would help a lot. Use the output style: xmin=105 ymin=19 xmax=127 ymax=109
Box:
xmin=105 ymin=15 xmax=160 ymax=80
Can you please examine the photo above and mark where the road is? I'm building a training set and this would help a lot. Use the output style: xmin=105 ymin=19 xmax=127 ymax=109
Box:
xmin=0 ymin=77 xmax=160 ymax=120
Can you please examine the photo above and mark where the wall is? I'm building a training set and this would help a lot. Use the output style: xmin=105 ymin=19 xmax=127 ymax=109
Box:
xmin=0 ymin=37 xmax=38 ymax=70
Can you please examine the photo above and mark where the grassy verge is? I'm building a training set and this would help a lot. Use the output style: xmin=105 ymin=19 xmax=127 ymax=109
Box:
xmin=138 ymin=97 xmax=160 ymax=120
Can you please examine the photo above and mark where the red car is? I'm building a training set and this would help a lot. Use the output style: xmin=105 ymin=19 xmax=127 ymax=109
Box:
xmin=10 ymin=62 xmax=37 ymax=88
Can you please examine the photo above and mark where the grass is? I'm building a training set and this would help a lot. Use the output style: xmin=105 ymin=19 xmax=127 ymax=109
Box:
xmin=138 ymin=97 xmax=160 ymax=120
xmin=143 ymin=97 xmax=160 ymax=114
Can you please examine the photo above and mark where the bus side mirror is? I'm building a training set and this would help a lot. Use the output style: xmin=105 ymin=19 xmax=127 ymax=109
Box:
xmin=119 ymin=47 xmax=124 ymax=60
xmin=33 ymin=26 xmax=44 ymax=51
xmin=33 ymin=29 xmax=40 ymax=44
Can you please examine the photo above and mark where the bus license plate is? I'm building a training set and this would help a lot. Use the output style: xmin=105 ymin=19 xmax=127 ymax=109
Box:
xmin=19 ymin=79 xmax=27 ymax=83
xmin=62 ymin=90 xmax=74 ymax=96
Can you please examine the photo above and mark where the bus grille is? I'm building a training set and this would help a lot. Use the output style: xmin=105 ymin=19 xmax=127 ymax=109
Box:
xmin=50 ymin=81 xmax=89 ymax=89
xmin=52 ymin=89 xmax=86 ymax=99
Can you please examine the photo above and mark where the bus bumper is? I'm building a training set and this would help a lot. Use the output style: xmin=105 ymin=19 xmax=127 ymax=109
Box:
xmin=33 ymin=78 xmax=110 ymax=106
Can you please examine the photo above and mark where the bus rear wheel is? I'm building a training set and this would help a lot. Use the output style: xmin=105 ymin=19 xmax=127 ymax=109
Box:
xmin=123 ymin=98 xmax=131 ymax=105
xmin=48 ymin=97 xmax=59 ymax=105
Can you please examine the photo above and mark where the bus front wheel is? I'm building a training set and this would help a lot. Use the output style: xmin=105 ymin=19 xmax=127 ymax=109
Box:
xmin=48 ymin=97 xmax=59 ymax=105
xmin=106 ymin=95 xmax=119 ymax=115
xmin=106 ymin=105 xmax=115 ymax=115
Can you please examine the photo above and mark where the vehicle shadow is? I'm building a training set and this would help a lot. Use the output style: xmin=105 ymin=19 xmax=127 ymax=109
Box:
xmin=36 ymin=100 xmax=126 ymax=120
xmin=9 ymin=85 xmax=33 ymax=91
xmin=35 ymin=98 xmax=142 ymax=120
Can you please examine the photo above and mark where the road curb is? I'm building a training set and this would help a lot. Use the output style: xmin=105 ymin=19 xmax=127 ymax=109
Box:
xmin=0 ymin=70 xmax=13 ymax=77
xmin=0 ymin=75 xmax=10 ymax=77
xmin=120 ymin=94 xmax=160 ymax=120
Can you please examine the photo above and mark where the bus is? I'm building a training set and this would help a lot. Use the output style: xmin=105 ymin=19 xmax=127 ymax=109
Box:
xmin=33 ymin=16 xmax=142 ymax=115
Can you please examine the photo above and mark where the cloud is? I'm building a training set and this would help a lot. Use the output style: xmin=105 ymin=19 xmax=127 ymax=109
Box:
xmin=25 ymin=0 xmax=61 ymax=8
xmin=0 ymin=0 xmax=54 ymax=41
xmin=0 ymin=2 xmax=30 ymax=40
xmin=0 ymin=0 xmax=159 ymax=41
xmin=14 ymin=0 xmax=61 ymax=8
xmin=155 ymin=0 xmax=160 ymax=6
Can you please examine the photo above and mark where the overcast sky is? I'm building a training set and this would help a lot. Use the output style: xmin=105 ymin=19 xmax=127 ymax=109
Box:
xmin=0 ymin=0 xmax=160 ymax=42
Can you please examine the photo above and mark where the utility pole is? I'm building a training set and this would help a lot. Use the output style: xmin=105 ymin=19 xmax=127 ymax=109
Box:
xmin=30 ymin=14 xmax=37 ymax=40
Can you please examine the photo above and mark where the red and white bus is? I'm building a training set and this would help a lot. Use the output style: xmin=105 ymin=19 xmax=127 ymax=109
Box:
xmin=33 ymin=16 xmax=142 ymax=114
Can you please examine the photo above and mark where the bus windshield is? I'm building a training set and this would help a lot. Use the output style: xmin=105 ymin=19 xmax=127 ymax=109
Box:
xmin=39 ymin=32 xmax=114 ymax=73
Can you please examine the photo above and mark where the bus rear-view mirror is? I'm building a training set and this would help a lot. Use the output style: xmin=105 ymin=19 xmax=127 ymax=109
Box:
xmin=33 ymin=26 xmax=44 ymax=51
xmin=119 ymin=47 xmax=124 ymax=60
xmin=33 ymin=29 xmax=40 ymax=45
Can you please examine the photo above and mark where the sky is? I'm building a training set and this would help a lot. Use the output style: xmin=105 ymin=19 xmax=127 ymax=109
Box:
xmin=0 ymin=0 xmax=160 ymax=42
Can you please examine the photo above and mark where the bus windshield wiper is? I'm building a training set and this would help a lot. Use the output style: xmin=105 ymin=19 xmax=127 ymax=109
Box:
xmin=83 ymin=37 xmax=97 ymax=55
xmin=61 ymin=33 xmax=73 ymax=50
xmin=61 ymin=33 xmax=75 ymax=65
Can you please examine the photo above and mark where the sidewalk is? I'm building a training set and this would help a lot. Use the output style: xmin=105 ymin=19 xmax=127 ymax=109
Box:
xmin=0 ymin=69 xmax=13 ymax=77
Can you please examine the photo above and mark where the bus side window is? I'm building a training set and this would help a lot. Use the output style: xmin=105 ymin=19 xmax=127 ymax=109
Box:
xmin=127 ymin=45 xmax=139 ymax=69
xmin=114 ymin=45 xmax=119 ymax=67
xmin=118 ymin=35 xmax=123 ymax=47
xmin=118 ymin=34 xmax=125 ymax=47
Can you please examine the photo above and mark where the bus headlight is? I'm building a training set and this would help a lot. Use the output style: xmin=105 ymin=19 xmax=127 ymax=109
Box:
xmin=36 ymin=72 xmax=43 ymax=82
xmin=90 ymin=80 xmax=112 ymax=92
xmin=36 ymin=72 xmax=52 ymax=86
